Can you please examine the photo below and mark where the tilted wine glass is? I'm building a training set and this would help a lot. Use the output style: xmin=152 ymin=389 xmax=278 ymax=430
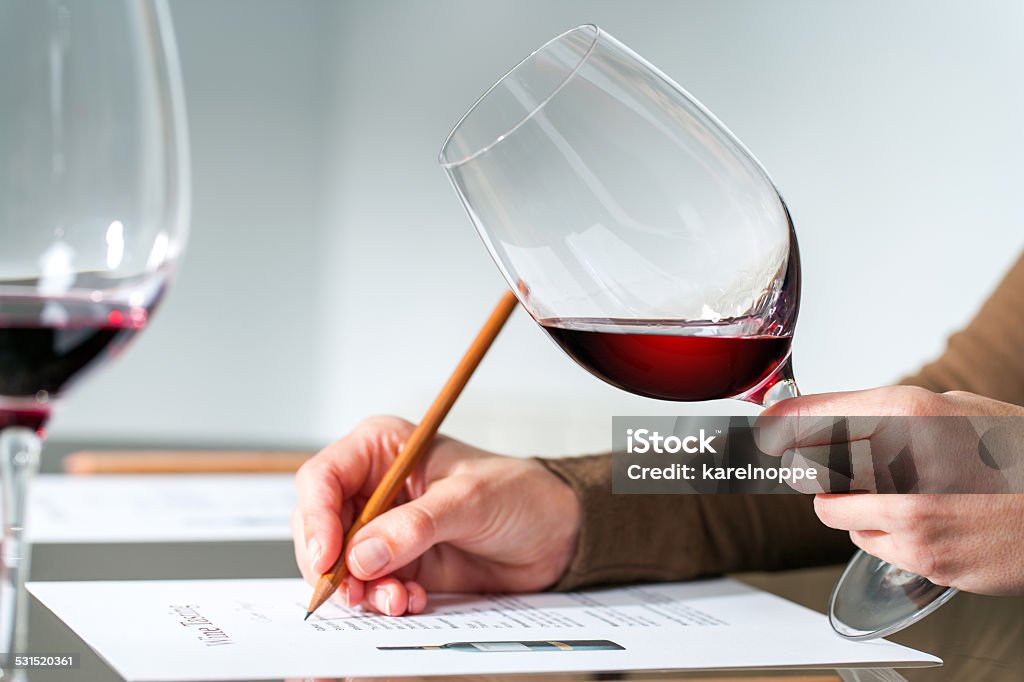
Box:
xmin=439 ymin=24 xmax=955 ymax=640
xmin=0 ymin=0 xmax=189 ymax=669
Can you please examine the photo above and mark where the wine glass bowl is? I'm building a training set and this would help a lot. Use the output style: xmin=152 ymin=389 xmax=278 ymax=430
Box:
xmin=0 ymin=0 xmax=188 ymax=669
xmin=0 ymin=0 xmax=188 ymax=428
xmin=441 ymin=24 xmax=954 ymax=641
xmin=440 ymin=25 xmax=800 ymax=405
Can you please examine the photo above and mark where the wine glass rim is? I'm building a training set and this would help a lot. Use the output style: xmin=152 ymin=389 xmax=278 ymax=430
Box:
xmin=438 ymin=24 xmax=601 ymax=169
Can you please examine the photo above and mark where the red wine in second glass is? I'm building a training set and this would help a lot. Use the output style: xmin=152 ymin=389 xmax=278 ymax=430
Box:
xmin=540 ymin=317 xmax=792 ymax=402
xmin=0 ymin=294 xmax=151 ymax=432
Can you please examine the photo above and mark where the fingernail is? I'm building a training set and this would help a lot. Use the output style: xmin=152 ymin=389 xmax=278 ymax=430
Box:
xmin=369 ymin=587 xmax=392 ymax=615
xmin=307 ymin=538 xmax=322 ymax=574
xmin=349 ymin=537 xmax=391 ymax=576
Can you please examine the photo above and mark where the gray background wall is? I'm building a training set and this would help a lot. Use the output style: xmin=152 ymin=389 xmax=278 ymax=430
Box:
xmin=49 ymin=0 xmax=1024 ymax=456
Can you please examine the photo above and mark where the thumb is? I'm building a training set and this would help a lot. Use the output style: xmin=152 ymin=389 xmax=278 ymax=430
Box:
xmin=345 ymin=476 xmax=480 ymax=582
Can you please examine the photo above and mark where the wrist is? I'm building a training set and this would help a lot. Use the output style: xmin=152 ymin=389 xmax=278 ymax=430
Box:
xmin=531 ymin=456 xmax=584 ymax=590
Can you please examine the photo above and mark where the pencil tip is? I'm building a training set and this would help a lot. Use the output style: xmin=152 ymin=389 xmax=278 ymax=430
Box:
xmin=304 ymin=611 xmax=312 ymax=621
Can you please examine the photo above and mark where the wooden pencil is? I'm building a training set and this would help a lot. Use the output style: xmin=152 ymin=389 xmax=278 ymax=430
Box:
xmin=305 ymin=289 xmax=519 ymax=619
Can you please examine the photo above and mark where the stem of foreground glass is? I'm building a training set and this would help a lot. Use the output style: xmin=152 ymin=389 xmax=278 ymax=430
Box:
xmin=757 ymin=355 xmax=801 ymax=408
xmin=0 ymin=427 xmax=41 ymax=679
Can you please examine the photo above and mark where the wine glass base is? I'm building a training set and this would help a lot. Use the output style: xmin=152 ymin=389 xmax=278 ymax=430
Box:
xmin=829 ymin=549 xmax=958 ymax=640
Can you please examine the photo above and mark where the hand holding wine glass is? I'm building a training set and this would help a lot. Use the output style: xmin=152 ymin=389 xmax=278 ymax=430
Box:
xmin=0 ymin=0 xmax=189 ymax=669
xmin=761 ymin=386 xmax=1024 ymax=594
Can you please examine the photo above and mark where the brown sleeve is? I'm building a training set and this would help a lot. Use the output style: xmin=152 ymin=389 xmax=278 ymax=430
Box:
xmin=899 ymin=252 xmax=1024 ymax=406
xmin=538 ymin=454 xmax=854 ymax=591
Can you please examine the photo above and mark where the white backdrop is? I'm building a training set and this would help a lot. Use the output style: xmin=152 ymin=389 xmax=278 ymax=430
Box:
xmin=51 ymin=0 xmax=1024 ymax=456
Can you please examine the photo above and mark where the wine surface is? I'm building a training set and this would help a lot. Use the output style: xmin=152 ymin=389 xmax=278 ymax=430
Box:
xmin=0 ymin=295 xmax=149 ymax=425
xmin=540 ymin=317 xmax=792 ymax=401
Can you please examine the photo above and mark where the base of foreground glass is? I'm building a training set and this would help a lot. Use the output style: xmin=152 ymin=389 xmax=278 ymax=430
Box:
xmin=829 ymin=549 xmax=958 ymax=640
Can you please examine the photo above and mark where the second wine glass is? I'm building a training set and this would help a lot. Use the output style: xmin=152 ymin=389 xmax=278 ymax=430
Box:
xmin=0 ymin=0 xmax=190 ymax=672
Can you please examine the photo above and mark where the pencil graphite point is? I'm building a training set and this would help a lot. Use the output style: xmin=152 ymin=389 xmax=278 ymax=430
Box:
xmin=304 ymin=611 xmax=312 ymax=622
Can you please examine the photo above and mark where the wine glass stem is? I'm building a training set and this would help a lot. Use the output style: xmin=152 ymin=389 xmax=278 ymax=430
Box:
xmin=760 ymin=355 xmax=801 ymax=408
xmin=0 ymin=427 xmax=41 ymax=674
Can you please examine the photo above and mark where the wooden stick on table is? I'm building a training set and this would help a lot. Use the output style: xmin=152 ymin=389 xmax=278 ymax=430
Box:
xmin=63 ymin=451 xmax=311 ymax=474
xmin=305 ymin=289 xmax=520 ymax=619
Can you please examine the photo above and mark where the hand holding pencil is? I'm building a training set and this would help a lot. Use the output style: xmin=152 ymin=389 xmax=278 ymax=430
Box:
xmin=293 ymin=292 xmax=580 ymax=617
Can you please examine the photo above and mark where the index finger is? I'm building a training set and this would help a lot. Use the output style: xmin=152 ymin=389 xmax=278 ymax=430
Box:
xmin=295 ymin=422 xmax=405 ymax=573
xmin=755 ymin=388 xmax=926 ymax=454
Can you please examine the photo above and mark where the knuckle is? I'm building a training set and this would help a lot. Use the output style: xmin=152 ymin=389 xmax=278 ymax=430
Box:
xmin=873 ymin=385 xmax=904 ymax=402
xmin=890 ymin=495 xmax=920 ymax=526
xmin=893 ymin=495 xmax=935 ymax=527
xmin=358 ymin=415 xmax=414 ymax=436
xmin=444 ymin=447 xmax=483 ymax=477
xmin=899 ymin=385 xmax=940 ymax=416
xmin=295 ymin=455 xmax=321 ymax=483
xmin=455 ymin=475 xmax=489 ymax=507
xmin=403 ymin=504 xmax=439 ymax=545
xmin=296 ymin=455 xmax=333 ymax=492
xmin=942 ymin=389 xmax=973 ymax=401
xmin=355 ymin=416 xmax=418 ymax=460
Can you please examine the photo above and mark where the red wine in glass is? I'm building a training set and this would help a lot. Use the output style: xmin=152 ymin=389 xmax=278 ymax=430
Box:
xmin=540 ymin=318 xmax=792 ymax=402
xmin=0 ymin=293 xmax=152 ymax=433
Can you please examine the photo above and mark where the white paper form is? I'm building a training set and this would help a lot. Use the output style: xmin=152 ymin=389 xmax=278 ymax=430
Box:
xmin=28 ymin=578 xmax=940 ymax=681
xmin=28 ymin=475 xmax=294 ymax=543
